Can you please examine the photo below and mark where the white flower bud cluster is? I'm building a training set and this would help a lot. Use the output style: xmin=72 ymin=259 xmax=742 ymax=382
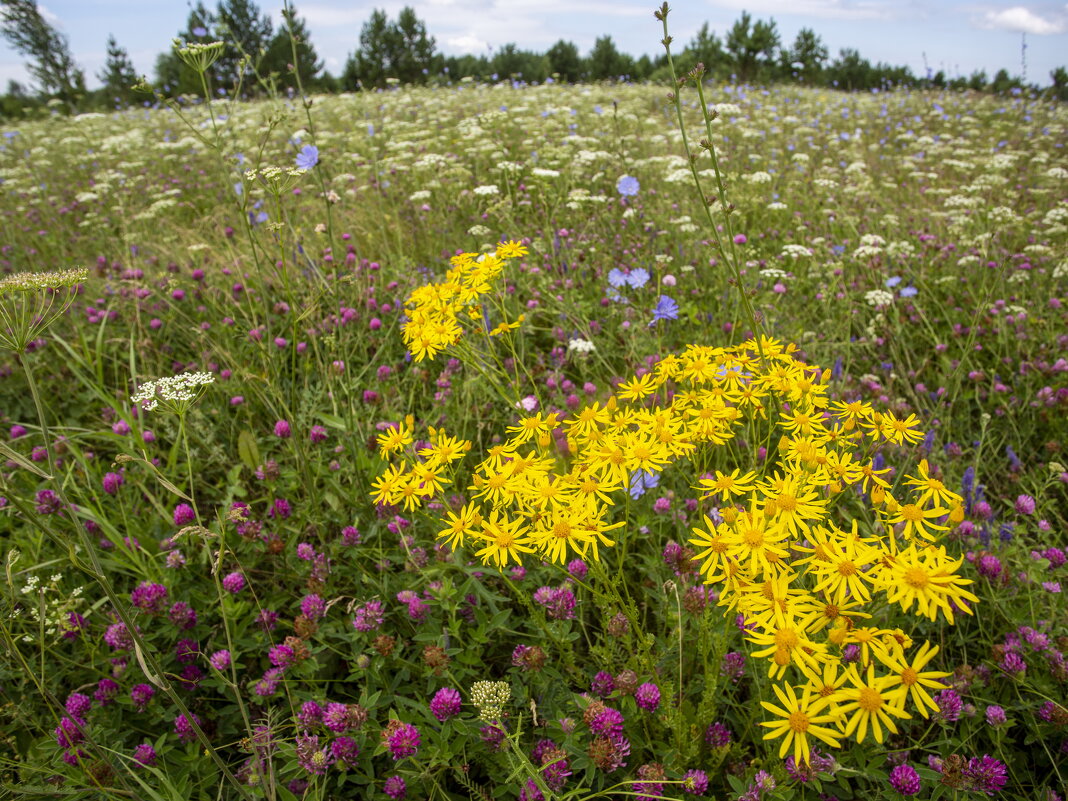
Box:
xmin=469 ymin=680 xmax=511 ymax=721
xmin=0 ymin=268 xmax=87 ymax=297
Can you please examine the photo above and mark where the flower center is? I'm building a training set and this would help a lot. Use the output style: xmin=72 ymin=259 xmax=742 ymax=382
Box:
xmin=788 ymin=710 xmax=810 ymax=732
xmin=901 ymin=667 xmax=918 ymax=686
xmin=904 ymin=567 xmax=929 ymax=589
xmin=858 ymin=687 xmax=882 ymax=712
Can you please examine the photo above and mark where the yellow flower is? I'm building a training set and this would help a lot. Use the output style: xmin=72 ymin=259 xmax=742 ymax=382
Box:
xmin=377 ymin=422 xmax=413 ymax=459
xmin=370 ymin=463 xmax=406 ymax=507
xmin=617 ymin=372 xmax=659 ymax=402
xmin=884 ymin=545 xmax=978 ymax=623
xmin=904 ymin=459 xmax=961 ymax=506
xmin=473 ymin=509 xmax=535 ymax=567
xmin=696 ymin=468 xmax=758 ymax=502
xmin=883 ymin=499 xmax=950 ymax=542
xmin=722 ymin=506 xmax=791 ymax=578
xmin=878 ymin=640 xmax=950 ymax=719
xmin=759 ymin=682 xmax=842 ymax=765
xmin=437 ymin=503 xmax=483 ymax=551
xmin=836 ymin=664 xmax=911 ymax=744
xmin=689 ymin=515 xmax=732 ymax=581
xmin=757 ymin=472 xmax=828 ymax=538
xmin=494 ymin=240 xmax=528 ymax=259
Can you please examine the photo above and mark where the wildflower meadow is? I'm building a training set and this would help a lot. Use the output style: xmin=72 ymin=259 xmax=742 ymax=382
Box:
xmin=0 ymin=4 xmax=1066 ymax=800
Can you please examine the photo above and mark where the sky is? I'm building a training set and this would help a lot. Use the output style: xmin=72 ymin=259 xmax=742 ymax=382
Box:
xmin=1 ymin=0 xmax=1067 ymax=91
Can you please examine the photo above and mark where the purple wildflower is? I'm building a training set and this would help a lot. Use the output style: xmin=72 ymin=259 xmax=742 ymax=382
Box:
xmin=386 ymin=722 xmax=420 ymax=760
xmin=430 ymin=687 xmax=463 ymax=722
xmin=888 ymin=764 xmax=921 ymax=796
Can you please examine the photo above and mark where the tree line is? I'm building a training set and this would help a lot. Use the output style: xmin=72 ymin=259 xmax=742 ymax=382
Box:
xmin=2 ymin=0 xmax=1066 ymax=119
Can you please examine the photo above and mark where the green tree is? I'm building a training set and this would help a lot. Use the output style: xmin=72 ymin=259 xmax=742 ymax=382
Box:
xmin=155 ymin=3 xmax=217 ymax=96
xmin=546 ymin=39 xmax=582 ymax=82
xmin=785 ymin=27 xmax=827 ymax=83
xmin=967 ymin=70 xmax=987 ymax=91
xmin=725 ymin=11 xmax=779 ymax=82
xmin=1050 ymin=67 xmax=1067 ymax=101
xmin=98 ymin=35 xmax=139 ymax=106
xmin=827 ymin=48 xmax=874 ymax=90
xmin=264 ymin=4 xmax=322 ymax=91
xmin=343 ymin=8 xmax=390 ymax=88
xmin=587 ymin=35 xmax=632 ymax=81
xmin=391 ymin=6 xmax=437 ymax=83
xmin=343 ymin=7 xmax=437 ymax=88
xmin=215 ymin=0 xmax=273 ymax=92
xmin=687 ymin=22 xmax=725 ymax=78
xmin=0 ymin=0 xmax=85 ymax=107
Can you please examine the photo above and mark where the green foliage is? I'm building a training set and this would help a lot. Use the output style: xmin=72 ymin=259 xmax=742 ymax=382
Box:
xmin=98 ymin=35 xmax=140 ymax=107
xmin=342 ymin=6 xmax=438 ymax=89
xmin=0 ymin=0 xmax=85 ymax=108
xmin=724 ymin=11 xmax=780 ymax=82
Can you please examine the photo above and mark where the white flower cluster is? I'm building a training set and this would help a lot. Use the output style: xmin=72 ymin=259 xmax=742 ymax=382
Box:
xmin=473 ymin=184 xmax=500 ymax=196
xmin=567 ymin=338 xmax=595 ymax=354
xmin=864 ymin=289 xmax=894 ymax=307
xmin=780 ymin=244 xmax=812 ymax=260
xmin=132 ymin=372 xmax=215 ymax=411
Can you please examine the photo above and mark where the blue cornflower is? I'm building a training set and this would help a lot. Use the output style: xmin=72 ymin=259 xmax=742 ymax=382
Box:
xmin=885 ymin=276 xmax=902 ymax=288
xmin=629 ymin=469 xmax=659 ymax=499
xmin=607 ymin=268 xmax=628 ymax=289
xmin=616 ymin=175 xmax=640 ymax=197
xmin=627 ymin=268 xmax=649 ymax=288
xmin=899 ymin=285 xmax=918 ymax=298
xmin=649 ymin=295 xmax=678 ymax=326
xmin=192 ymin=26 xmax=208 ymax=37
xmin=295 ymin=144 xmax=319 ymax=170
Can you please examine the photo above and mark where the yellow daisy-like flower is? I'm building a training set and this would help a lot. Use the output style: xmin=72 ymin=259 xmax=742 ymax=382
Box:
xmin=689 ymin=515 xmax=732 ymax=581
xmin=376 ymin=422 xmax=413 ymax=459
xmin=436 ymin=502 xmax=483 ymax=551
xmin=760 ymin=682 xmax=842 ymax=765
xmin=904 ymin=460 xmax=961 ymax=506
xmin=473 ymin=509 xmax=535 ymax=568
xmin=836 ymin=664 xmax=911 ymax=744
xmin=696 ymin=468 xmax=758 ymax=502
xmin=494 ymin=240 xmax=528 ymax=259
xmin=878 ymin=640 xmax=950 ymax=719
xmin=617 ymin=372 xmax=660 ymax=402
xmin=884 ymin=545 xmax=978 ymax=623
xmin=883 ymin=499 xmax=951 ymax=542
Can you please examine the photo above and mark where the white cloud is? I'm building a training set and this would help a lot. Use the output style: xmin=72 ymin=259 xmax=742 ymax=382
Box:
xmin=444 ymin=34 xmax=489 ymax=53
xmin=36 ymin=3 xmax=62 ymax=27
xmin=981 ymin=6 xmax=1066 ymax=34
xmin=704 ymin=0 xmax=896 ymax=20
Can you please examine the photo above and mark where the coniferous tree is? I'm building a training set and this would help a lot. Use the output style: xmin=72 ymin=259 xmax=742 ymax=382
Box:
xmin=392 ymin=6 xmax=437 ymax=83
xmin=785 ymin=27 xmax=827 ymax=83
xmin=0 ymin=0 xmax=85 ymax=107
xmin=98 ymin=35 xmax=139 ymax=106
xmin=725 ymin=11 xmax=779 ymax=82
xmin=155 ymin=3 xmax=216 ymax=96
xmin=215 ymin=0 xmax=273 ymax=93
xmin=344 ymin=7 xmax=437 ymax=89
xmin=264 ymin=4 xmax=323 ymax=91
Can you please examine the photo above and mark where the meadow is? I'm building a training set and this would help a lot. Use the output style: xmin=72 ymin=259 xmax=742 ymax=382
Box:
xmin=0 ymin=25 xmax=1066 ymax=801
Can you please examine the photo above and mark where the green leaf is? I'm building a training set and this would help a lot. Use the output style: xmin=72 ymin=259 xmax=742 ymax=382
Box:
xmin=237 ymin=429 xmax=260 ymax=472
xmin=0 ymin=440 xmax=51 ymax=479
xmin=319 ymin=412 xmax=347 ymax=430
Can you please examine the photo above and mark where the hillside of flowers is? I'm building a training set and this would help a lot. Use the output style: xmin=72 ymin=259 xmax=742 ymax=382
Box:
xmin=0 ymin=17 xmax=1066 ymax=801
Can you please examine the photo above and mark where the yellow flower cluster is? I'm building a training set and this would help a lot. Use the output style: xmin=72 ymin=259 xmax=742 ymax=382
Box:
xmin=370 ymin=419 xmax=472 ymax=512
xmin=382 ymin=256 xmax=976 ymax=769
xmin=400 ymin=240 xmax=528 ymax=362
